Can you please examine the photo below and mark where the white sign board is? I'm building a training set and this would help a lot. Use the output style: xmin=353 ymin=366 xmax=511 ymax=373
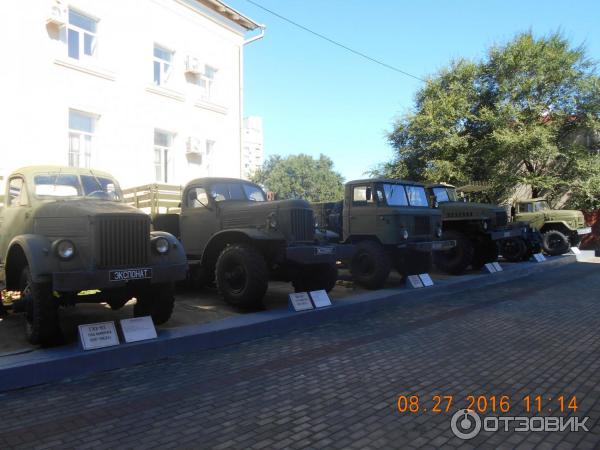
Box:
xmin=120 ymin=316 xmax=157 ymax=343
xmin=289 ymin=292 xmax=314 ymax=311
xmin=484 ymin=263 xmax=497 ymax=273
xmin=492 ymin=262 xmax=503 ymax=272
xmin=79 ymin=321 xmax=119 ymax=350
xmin=418 ymin=273 xmax=434 ymax=287
xmin=407 ymin=275 xmax=424 ymax=289
xmin=310 ymin=290 xmax=332 ymax=308
xmin=533 ymin=253 xmax=546 ymax=262
xmin=570 ymin=247 xmax=582 ymax=255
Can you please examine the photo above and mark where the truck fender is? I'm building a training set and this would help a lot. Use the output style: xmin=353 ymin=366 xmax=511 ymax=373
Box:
xmin=540 ymin=221 xmax=573 ymax=233
xmin=149 ymin=230 xmax=187 ymax=265
xmin=201 ymin=229 xmax=281 ymax=267
xmin=5 ymin=234 xmax=55 ymax=288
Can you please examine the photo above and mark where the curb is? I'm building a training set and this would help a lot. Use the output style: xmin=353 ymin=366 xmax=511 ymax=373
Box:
xmin=0 ymin=255 xmax=577 ymax=392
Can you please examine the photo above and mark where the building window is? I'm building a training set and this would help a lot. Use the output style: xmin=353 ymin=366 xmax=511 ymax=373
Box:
xmin=69 ymin=110 xmax=95 ymax=168
xmin=68 ymin=10 xmax=97 ymax=60
xmin=153 ymin=45 xmax=173 ymax=86
xmin=206 ymin=140 xmax=215 ymax=156
xmin=154 ymin=130 xmax=173 ymax=182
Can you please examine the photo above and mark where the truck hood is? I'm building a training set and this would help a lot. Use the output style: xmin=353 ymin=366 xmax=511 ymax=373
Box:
xmin=542 ymin=210 xmax=584 ymax=221
xmin=219 ymin=199 xmax=311 ymax=228
xmin=438 ymin=201 xmax=504 ymax=217
xmin=33 ymin=200 xmax=145 ymax=219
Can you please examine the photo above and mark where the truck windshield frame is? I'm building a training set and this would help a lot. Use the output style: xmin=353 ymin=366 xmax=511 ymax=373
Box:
xmin=33 ymin=172 xmax=122 ymax=201
xmin=381 ymin=183 xmax=429 ymax=207
xmin=210 ymin=182 xmax=266 ymax=202
xmin=432 ymin=187 xmax=458 ymax=203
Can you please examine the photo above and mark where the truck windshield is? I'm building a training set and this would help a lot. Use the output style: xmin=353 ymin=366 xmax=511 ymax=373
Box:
xmin=211 ymin=182 xmax=266 ymax=202
xmin=534 ymin=201 xmax=549 ymax=211
xmin=432 ymin=187 xmax=458 ymax=203
xmin=382 ymin=184 xmax=429 ymax=207
xmin=34 ymin=173 xmax=122 ymax=201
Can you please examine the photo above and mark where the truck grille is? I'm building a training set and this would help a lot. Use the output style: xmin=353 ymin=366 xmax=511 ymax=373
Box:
xmin=96 ymin=215 xmax=150 ymax=269
xmin=413 ymin=216 xmax=431 ymax=235
xmin=495 ymin=211 xmax=508 ymax=227
xmin=291 ymin=209 xmax=314 ymax=242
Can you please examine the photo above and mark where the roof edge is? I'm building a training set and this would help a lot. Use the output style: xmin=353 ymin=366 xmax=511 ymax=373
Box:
xmin=194 ymin=0 xmax=262 ymax=30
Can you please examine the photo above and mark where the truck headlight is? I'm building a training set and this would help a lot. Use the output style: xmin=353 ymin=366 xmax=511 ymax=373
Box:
xmin=55 ymin=240 xmax=75 ymax=260
xmin=436 ymin=226 xmax=443 ymax=238
xmin=153 ymin=237 xmax=170 ymax=255
xmin=482 ymin=221 xmax=488 ymax=230
xmin=267 ymin=213 xmax=278 ymax=230
xmin=402 ymin=229 xmax=409 ymax=240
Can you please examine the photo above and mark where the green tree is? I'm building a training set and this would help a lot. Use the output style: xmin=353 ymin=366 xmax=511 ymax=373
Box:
xmin=387 ymin=32 xmax=600 ymax=205
xmin=251 ymin=153 xmax=344 ymax=202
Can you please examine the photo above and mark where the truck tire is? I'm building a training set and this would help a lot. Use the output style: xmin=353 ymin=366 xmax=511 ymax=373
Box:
xmin=134 ymin=283 xmax=175 ymax=325
xmin=350 ymin=241 xmax=390 ymax=289
xmin=434 ymin=231 xmax=474 ymax=275
xmin=542 ymin=230 xmax=570 ymax=256
xmin=19 ymin=267 xmax=62 ymax=346
xmin=216 ymin=244 xmax=268 ymax=308
xmin=498 ymin=237 xmax=527 ymax=262
xmin=292 ymin=263 xmax=338 ymax=293
xmin=471 ymin=238 xmax=498 ymax=269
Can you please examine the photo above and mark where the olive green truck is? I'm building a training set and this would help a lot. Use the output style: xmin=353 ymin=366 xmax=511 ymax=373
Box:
xmin=512 ymin=198 xmax=591 ymax=256
xmin=312 ymin=178 xmax=456 ymax=289
xmin=0 ymin=166 xmax=187 ymax=346
xmin=427 ymin=183 xmax=541 ymax=274
xmin=152 ymin=177 xmax=355 ymax=309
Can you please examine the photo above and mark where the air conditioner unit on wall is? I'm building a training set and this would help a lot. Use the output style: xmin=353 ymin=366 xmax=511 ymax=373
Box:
xmin=185 ymin=56 xmax=202 ymax=75
xmin=47 ymin=0 xmax=67 ymax=26
xmin=186 ymin=137 xmax=202 ymax=155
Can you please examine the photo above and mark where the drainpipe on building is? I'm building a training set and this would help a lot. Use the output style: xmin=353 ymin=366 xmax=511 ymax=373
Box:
xmin=239 ymin=25 xmax=265 ymax=178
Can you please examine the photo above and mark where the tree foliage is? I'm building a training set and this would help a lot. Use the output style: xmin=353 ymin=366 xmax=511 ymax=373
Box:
xmin=386 ymin=32 xmax=600 ymax=207
xmin=251 ymin=153 xmax=344 ymax=202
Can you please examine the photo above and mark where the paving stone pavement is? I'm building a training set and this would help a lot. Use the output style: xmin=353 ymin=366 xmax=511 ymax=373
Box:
xmin=0 ymin=261 xmax=599 ymax=449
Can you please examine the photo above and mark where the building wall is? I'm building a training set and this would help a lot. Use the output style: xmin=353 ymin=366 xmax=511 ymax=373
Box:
xmin=0 ymin=0 xmax=250 ymax=191
xmin=241 ymin=115 xmax=264 ymax=180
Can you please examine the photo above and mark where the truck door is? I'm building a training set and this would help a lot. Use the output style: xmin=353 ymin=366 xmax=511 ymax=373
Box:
xmin=0 ymin=176 xmax=32 ymax=282
xmin=346 ymin=184 xmax=377 ymax=238
xmin=515 ymin=203 xmax=543 ymax=230
xmin=179 ymin=185 xmax=218 ymax=258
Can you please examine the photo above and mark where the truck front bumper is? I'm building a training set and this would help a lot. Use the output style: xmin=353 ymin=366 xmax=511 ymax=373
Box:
xmin=398 ymin=239 xmax=456 ymax=252
xmin=52 ymin=263 xmax=188 ymax=292
xmin=489 ymin=226 xmax=525 ymax=240
xmin=285 ymin=243 xmax=356 ymax=265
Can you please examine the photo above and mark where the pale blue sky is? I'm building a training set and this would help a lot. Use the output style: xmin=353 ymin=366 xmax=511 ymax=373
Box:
xmin=227 ymin=0 xmax=600 ymax=181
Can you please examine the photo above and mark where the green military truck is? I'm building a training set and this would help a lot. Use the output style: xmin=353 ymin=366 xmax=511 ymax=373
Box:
xmin=312 ymin=178 xmax=455 ymax=289
xmin=512 ymin=198 xmax=591 ymax=256
xmin=0 ymin=166 xmax=187 ymax=346
xmin=426 ymin=183 xmax=540 ymax=274
xmin=152 ymin=177 xmax=354 ymax=309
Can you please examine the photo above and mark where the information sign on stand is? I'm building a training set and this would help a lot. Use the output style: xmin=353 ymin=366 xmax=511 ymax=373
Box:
xmin=309 ymin=290 xmax=332 ymax=308
xmin=418 ymin=273 xmax=434 ymax=287
xmin=79 ymin=321 xmax=120 ymax=350
xmin=533 ymin=253 xmax=546 ymax=262
xmin=407 ymin=275 xmax=424 ymax=289
xmin=120 ymin=316 xmax=157 ymax=343
xmin=289 ymin=292 xmax=314 ymax=311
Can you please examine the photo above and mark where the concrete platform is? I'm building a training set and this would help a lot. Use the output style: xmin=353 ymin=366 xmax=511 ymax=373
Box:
xmin=0 ymin=254 xmax=578 ymax=392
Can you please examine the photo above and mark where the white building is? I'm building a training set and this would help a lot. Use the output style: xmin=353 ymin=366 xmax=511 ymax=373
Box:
xmin=0 ymin=0 xmax=262 ymax=191
xmin=241 ymin=116 xmax=264 ymax=179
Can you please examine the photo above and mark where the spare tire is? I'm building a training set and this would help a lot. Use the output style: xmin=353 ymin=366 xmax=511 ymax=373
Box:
xmin=542 ymin=229 xmax=570 ymax=256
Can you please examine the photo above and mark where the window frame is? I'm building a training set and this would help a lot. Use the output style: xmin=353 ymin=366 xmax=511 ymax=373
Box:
xmin=352 ymin=185 xmax=375 ymax=207
xmin=7 ymin=177 xmax=28 ymax=207
xmin=153 ymin=44 xmax=174 ymax=86
xmin=154 ymin=129 xmax=174 ymax=183
xmin=67 ymin=8 xmax=98 ymax=61
xmin=68 ymin=110 xmax=96 ymax=169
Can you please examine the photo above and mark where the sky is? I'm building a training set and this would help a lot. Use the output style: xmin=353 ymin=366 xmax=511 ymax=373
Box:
xmin=226 ymin=0 xmax=600 ymax=182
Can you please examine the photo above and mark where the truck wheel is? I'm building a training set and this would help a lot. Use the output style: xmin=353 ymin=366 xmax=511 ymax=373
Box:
xmin=292 ymin=263 xmax=338 ymax=293
xmin=434 ymin=231 xmax=474 ymax=275
xmin=499 ymin=238 xmax=527 ymax=262
xmin=134 ymin=283 xmax=175 ymax=325
xmin=542 ymin=230 xmax=570 ymax=256
xmin=19 ymin=267 xmax=62 ymax=346
xmin=350 ymin=241 xmax=390 ymax=289
xmin=471 ymin=238 xmax=499 ymax=269
xmin=216 ymin=244 xmax=268 ymax=308
xmin=190 ymin=265 xmax=215 ymax=289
